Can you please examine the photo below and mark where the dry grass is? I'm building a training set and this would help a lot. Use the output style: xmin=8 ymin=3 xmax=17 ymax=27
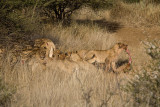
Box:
xmin=1 ymin=54 xmax=133 ymax=107
xmin=43 ymin=22 xmax=117 ymax=52
xmin=72 ymin=6 xmax=110 ymax=21
xmin=110 ymin=2 xmax=160 ymax=27
xmin=71 ymin=2 xmax=160 ymax=27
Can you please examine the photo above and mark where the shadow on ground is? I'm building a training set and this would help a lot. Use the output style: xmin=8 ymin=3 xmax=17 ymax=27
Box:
xmin=75 ymin=19 xmax=123 ymax=33
xmin=116 ymin=59 xmax=129 ymax=68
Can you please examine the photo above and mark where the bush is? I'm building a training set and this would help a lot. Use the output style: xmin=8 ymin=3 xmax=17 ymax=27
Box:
xmin=0 ymin=0 xmax=43 ymax=36
xmin=43 ymin=0 xmax=115 ymax=21
xmin=124 ymin=40 xmax=160 ymax=107
xmin=0 ymin=0 xmax=115 ymax=36
xmin=144 ymin=40 xmax=160 ymax=59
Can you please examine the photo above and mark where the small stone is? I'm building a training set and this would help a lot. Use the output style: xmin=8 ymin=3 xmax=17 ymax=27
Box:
xmin=151 ymin=45 xmax=156 ymax=49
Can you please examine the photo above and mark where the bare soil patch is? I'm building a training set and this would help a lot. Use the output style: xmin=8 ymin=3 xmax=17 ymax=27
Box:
xmin=115 ymin=27 xmax=160 ymax=70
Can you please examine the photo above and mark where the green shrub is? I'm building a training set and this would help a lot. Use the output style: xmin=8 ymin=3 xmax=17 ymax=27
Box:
xmin=0 ymin=0 xmax=43 ymax=36
xmin=124 ymin=40 xmax=160 ymax=107
xmin=144 ymin=40 xmax=160 ymax=59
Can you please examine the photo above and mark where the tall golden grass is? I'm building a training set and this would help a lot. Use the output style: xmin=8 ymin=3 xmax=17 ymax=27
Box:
xmin=1 ymin=54 xmax=133 ymax=107
xmin=43 ymin=22 xmax=117 ymax=52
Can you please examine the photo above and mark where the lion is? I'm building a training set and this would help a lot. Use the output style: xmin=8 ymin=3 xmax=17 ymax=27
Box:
xmin=19 ymin=48 xmax=46 ymax=64
xmin=0 ymin=48 xmax=4 ymax=55
xmin=75 ymin=50 xmax=89 ymax=60
xmin=57 ymin=53 xmax=67 ymax=60
xmin=19 ymin=38 xmax=56 ymax=64
xmin=65 ymin=52 xmax=82 ymax=62
xmin=77 ymin=43 xmax=131 ymax=72
xmin=51 ymin=49 xmax=67 ymax=60
xmin=52 ymin=50 xmax=82 ymax=62
xmin=34 ymin=38 xmax=56 ymax=58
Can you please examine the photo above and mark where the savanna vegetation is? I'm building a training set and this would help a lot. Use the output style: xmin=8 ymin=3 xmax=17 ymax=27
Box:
xmin=0 ymin=0 xmax=160 ymax=106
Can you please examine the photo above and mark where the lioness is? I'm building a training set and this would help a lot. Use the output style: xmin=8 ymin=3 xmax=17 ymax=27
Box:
xmin=65 ymin=52 xmax=82 ymax=62
xmin=76 ymin=50 xmax=89 ymax=60
xmin=19 ymin=38 xmax=56 ymax=65
xmin=53 ymin=51 xmax=82 ymax=62
xmin=77 ymin=43 xmax=131 ymax=72
xmin=34 ymin=38 xmax=56 ymax=58
xmin=52 ymin=49 xmax=67 ymax=60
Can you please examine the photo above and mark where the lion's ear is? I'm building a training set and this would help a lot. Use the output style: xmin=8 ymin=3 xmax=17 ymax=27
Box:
xmin=66 ymin=52 xmax=71 ymax=56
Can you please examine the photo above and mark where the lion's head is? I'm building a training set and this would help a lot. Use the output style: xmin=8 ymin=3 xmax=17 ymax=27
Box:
xmin=117 ymin=43 xmax=128 ymax=50
xmin=34 ymin=38 xmax=56 ymax=58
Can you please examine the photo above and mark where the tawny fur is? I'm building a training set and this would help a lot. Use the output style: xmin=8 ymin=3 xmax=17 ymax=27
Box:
xmin=34 ymin=38 xmax=56 ymax=58
xmin=76 ymin=50 xmax=89 ymax=60
xmin=77 ymin=43 xmax=129 ymax=72
xmin=54 ymin=51 xmax=82 ymax=62
xmin=65 ymin=52 xmax=82 ymax=62
xmin=52 ymin=49 xmax=67 ymax=60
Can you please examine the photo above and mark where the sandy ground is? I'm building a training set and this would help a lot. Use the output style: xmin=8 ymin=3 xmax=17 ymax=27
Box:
xmin=115 ymin=27 xmax=160 ymax=70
